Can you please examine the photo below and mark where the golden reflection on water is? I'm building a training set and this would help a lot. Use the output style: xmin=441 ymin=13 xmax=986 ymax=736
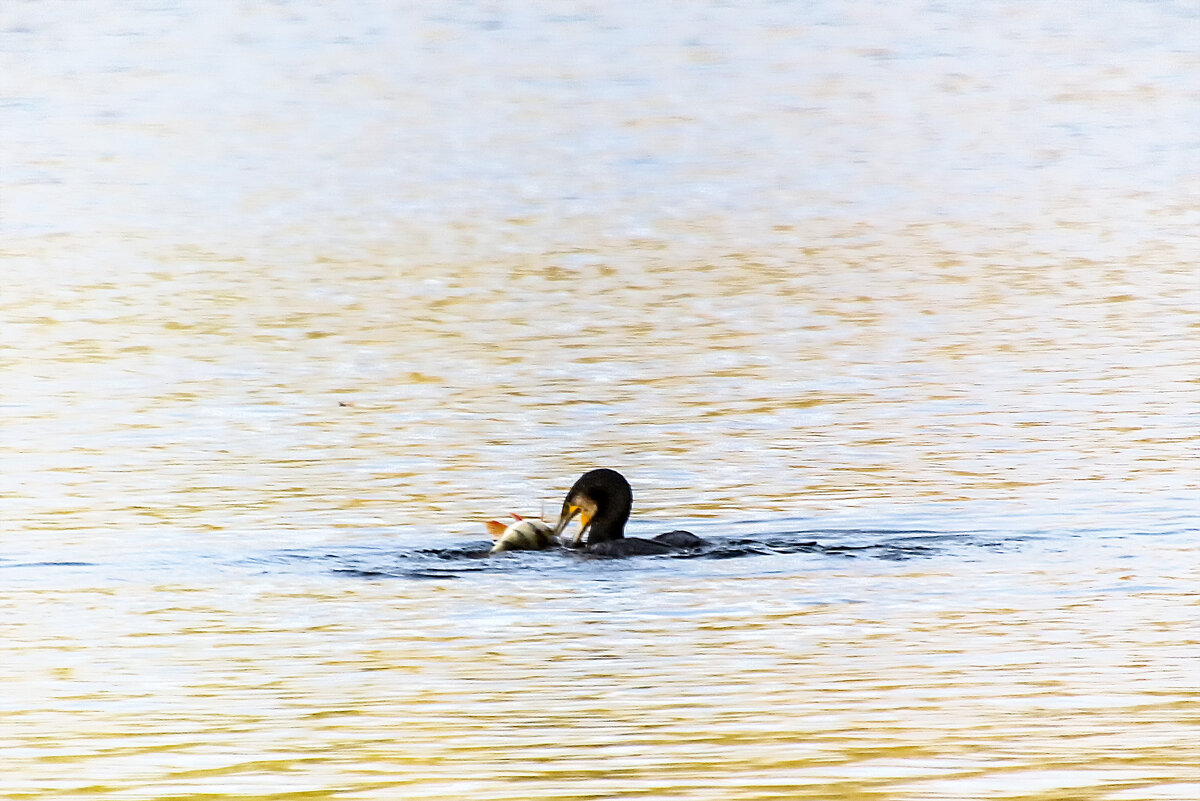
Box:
xmin=4 ymin=539 xmax=1200 ymax=800
xmin=6 ymin=230 xmax=1195 ymax=534
xmin=5 ymin=226 xmax=1200 ymax=799
xmin=5 ymin=1 xmax=1200 ymax=799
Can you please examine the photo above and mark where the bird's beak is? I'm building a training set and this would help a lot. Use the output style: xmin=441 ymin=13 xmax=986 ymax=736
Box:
xmin=553 ymin=503 xmax=591 ymax=548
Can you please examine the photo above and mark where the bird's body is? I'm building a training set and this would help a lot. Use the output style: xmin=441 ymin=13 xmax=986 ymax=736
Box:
xmin=552 ymin=469 xmax=705 ymax=556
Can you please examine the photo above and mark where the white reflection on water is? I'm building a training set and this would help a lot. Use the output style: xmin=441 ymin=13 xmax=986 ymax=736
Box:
xmin=3 ymin=0 xmax=1200 ymax=799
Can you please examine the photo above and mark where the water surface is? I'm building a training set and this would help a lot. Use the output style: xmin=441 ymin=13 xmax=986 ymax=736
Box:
xmin=3 ymin=1 xmax=1199 ymax=799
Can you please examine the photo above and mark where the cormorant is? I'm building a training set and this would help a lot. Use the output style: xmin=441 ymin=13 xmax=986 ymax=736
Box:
xmin=551 ymin=468 xmax=705 ymax=556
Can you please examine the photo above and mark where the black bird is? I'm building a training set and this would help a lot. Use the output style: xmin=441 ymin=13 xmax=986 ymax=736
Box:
xmin=552 ymin=468 xmax=706 ymax=556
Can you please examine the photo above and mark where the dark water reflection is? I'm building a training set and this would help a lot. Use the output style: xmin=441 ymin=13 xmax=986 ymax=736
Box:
xmin=262 ymin=527 xmax=993 ymax=581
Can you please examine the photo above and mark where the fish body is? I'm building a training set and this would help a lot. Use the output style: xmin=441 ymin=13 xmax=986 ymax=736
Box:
xmin=486 ymin=515 xmax=557 ymax=553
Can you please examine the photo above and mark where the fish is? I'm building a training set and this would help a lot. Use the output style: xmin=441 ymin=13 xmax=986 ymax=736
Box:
xmin=486 ymin=513 xmax=557 ymax=553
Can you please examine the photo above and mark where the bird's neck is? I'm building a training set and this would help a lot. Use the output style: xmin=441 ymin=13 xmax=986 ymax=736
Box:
xmin=588 ymin=506 xmax=629 ymax=543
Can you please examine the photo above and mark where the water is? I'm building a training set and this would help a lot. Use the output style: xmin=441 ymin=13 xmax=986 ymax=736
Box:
xmin=3 ymin=1 xmax=1199 ymax=799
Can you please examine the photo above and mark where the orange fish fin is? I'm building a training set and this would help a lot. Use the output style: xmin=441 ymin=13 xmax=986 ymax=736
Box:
xmin=485 ymin=520 xmax=508 ymax=539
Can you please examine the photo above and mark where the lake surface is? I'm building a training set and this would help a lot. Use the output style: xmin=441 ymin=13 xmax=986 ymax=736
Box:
xmin=3 ymin=1 xmax=1199 ymax=799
